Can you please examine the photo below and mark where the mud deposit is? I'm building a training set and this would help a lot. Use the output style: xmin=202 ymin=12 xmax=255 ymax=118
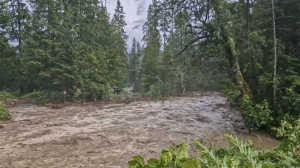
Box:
xmin=0 ymin=92 xmax=279 ymax=168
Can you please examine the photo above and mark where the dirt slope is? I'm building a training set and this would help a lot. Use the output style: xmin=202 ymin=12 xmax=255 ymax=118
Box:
xmin=0 ymin=92 xmax=279 ymax=168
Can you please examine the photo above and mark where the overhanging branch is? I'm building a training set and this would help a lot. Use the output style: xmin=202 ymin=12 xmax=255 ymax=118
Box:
xmin=174 ymin=35 xmax=209 ymax=56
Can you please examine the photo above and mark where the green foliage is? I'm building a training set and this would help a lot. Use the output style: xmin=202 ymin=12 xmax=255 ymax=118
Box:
xmin=0 ymin=0 xmax=128 ymax=101
xmin=274 ymin=119 xmax=300 ymax=152
xmin=240 ymin=96 xmax=272 ymax=129
xmin=129 ymin=134 xmax=300 ymax=168
xmin=0 ymin=103 xmax=11 ymax=121
xmin=224 ymin=87 xmax=273 ymax=129
xmin=23 ymin=91 xmax=47 ymax=100
xmin=0 ymin=91 xmax=14 ymax=101
xmin=153 ymin=0 xmax=300 ymax=130
xmin=279 ymin=75 xmax=300 ymax=116
xmin=223 ymin=87 xmax=242 ymax=106
xmin=150 ymin=80 xmax=169 ymax=98
xmin=0 ymin=1 xmax=19 ymax=91
xmin=129 ymin=38 xmax=142 ymax=92
xmin=129 ymin=143 xmax=190 ymax=168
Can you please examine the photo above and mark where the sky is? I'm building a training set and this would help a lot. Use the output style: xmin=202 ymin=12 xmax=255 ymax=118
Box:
xmin=106 ymin=0 xmax=151 ymax=48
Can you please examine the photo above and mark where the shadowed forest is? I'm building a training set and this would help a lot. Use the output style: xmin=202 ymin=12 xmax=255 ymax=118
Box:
xmin=0 ymin=0 xmax=300 ymax=167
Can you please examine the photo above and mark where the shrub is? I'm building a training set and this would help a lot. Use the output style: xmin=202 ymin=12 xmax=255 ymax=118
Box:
xmin=150 ymin=84 xmax=161 ymax=98
xmin=224 ymin=87 xmax=273 ymax=129
xmin=0 ymin=103 xmax=11 ymax=121
xmin=23 ymin=91 xmax=47 ymax=99
xmin=223 ymin=88 xmax=242 ymax=106
xmin=240 ymin=96 xmax=272 ymax=129
xmin=0 ymin=91 xmax=14 ymax=101
xmin=280 ymin=87 xmax=300 ymax=116
xmin=129 ymin=143 xmax=190 ymax=168
xmin=129 ymin=134 xmax=300 ymax=168
xmin=150 ymin=80 xmax=169 ymax=98
xmin=274 ymin=118 xmax=300 ymax=152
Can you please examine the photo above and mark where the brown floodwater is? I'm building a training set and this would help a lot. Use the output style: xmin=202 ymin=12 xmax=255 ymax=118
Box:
xmin=0 ymin=92 xmax=280 ymax=168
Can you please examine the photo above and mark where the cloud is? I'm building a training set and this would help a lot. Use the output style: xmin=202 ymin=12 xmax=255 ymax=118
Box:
xmin=133 ymin=19 xmax=146 ymax=24
xmin=107 ymin=0 xmax=151 ymax=48
xmin=136 ymin=3 xmax=144 ymax=15
xmin=132 ymin=25 xmax=140 ymax=29
xmin=132 ymin=19 xmax=146 ymax=30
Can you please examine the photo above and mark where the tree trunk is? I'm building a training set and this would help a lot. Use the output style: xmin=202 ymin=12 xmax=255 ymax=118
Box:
xmin=233 ymin=56 xmax=252 ymax=97
xmin=226 ymin=37 xmax=252 ymax=98
xmin=17 ymin=0 xmax=23 ymax=94
xmin=212 ymin=1 xmax=253 ymax=98
xmin=271 ymin=0 xmax=277 ymax=103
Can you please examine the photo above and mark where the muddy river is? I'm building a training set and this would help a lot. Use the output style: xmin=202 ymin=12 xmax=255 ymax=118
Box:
xmin=0 ymin=92 xmax=279 ymax=168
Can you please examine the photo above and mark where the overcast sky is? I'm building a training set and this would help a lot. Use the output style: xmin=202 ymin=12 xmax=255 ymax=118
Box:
xmin=106 ymin=0 xmax=151 ymax=48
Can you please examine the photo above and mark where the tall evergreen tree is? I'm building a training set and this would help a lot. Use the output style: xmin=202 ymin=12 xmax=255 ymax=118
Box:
xmin=135 ymin=42 xmax=143 ymax=91
xmin=23 ymin=0 xmax=62 ymax=91
xmin=6 ymin=0 xmax=29 ymax=92
xmin=112 ymin=0 xmax=127 ymax=40
xmin=20 ymin=0 xmax=128 ymax=99
xmin=7 ymin=0 xmax=28 ymax=51
xmin=142 ymin=0 xmax=161 ymax=91
xmin=0 ymin=1 xmax=18 ymax=90
xmin=129 ymin=37 xmax=137 ymax=85
xmin=129 ymin=37 xmax=142 ymax=91
xmin=111 ymin=0 xmax=128 ymax=92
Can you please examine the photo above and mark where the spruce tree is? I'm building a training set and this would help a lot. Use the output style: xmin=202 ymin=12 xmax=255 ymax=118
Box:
xmin=129 ymin=37 xmax=142 ymax=91
xmin=135 ymin=42 xmax=143 ymax=91
xmin=6 ymin=0 xmax=29 ymax=92
xmin=6 ymin=0 xmax=29 ymax=52
xmin=142 ymin=0 xmax=161 ymax=91
xmin=112 ymin=0 xmax=127 ymax=40
xmin=0 ymin=1 xmax=18 ymax=90
xmin=111 ymin=0 xmax=128 ymax=92
xmin=129 ymin=38 xmax=137 ymax=85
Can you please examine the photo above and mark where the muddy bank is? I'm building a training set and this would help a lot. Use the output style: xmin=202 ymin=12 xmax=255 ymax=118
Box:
xmin=0 ymin=92 xmax=279 ymax=168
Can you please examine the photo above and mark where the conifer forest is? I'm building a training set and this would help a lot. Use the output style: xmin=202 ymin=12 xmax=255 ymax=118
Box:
xmin=0 ymin=0 xmax=300 ymax=167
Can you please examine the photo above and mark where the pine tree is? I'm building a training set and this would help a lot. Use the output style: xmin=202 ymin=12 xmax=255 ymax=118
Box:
xmin=0 ymin=1 xmax=18 ymax=90
xmin=22 ymin=0 xmax=64 ymax=91
xmin=6 ymin=0 xmax=29 ymax=92
xmin=111 ymin=0 xmax=128 ymax=92
xmin=129 ymin=38 xmax=137 ymax=85
xmin=112 ymin=0 xmax=127 ymax=40
xmin=135 ymin=42 xmax=143 ymax=91
xmin=7 ymin=0 xmax=29 ymax=52
xmin=22 ymin=0 xmax=112 ymax=99
xmin=142 ymin=0 xmax=161 ymax=91
xmin=129 ymin=37 xmax=142 ymax=91
xmin=159 ymin=0 xmax=171 ymax=49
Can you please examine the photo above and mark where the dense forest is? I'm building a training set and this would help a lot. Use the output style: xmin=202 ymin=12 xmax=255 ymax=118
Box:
xmin=0 ymin=0 xmax=300 ymax=167
xmin=0 ymin=0 xmax=128 ymax=101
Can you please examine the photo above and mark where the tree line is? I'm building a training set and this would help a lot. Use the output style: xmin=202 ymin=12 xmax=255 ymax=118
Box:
xmin=0 ymin=0 xmax=127 ymax=100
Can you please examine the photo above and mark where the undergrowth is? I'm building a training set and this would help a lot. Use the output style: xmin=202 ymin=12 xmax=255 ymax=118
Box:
xmin=0 ymin=103 xmax=11 ymax=121
xmin=224 ymin=88 xmax=273 ymax=130
xmin=0 ymin=91 xmax=14 ymax=101
xmin=150 ymin=80 xmax=170 ymax=98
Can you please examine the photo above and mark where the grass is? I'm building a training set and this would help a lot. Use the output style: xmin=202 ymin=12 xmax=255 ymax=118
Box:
xmin=0 ymin=103 xmax=11 ymax=121
xmin=0 ymin=91 xmax=14 ymax=101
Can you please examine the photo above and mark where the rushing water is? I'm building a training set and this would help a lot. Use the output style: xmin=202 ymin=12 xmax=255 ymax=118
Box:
xmin=0 ymin=92 xmax=279 ymax=168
